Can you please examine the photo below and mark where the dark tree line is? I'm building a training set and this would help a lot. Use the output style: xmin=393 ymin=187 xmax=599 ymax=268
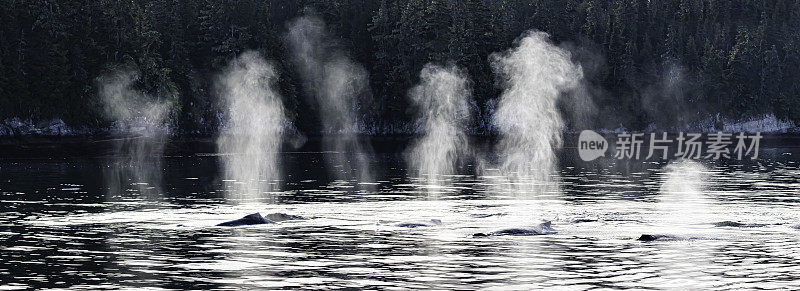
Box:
xmin=1 ymin=0 xmax=799 ymax=135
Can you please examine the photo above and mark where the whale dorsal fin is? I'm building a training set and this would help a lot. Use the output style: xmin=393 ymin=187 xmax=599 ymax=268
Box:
xmin=244 ymin=213 xmax=263 ymax=220
xmin=541 ymin=221 xmax=551 ymax=228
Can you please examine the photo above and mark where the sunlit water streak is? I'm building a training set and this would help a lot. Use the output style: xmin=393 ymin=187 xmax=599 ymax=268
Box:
xmin=1 ymin=146 xmax=800 ymax=289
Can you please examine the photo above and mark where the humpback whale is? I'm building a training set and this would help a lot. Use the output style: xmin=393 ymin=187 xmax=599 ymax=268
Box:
xmin=394 ymin=219 xmax=442 ymax=228
xmin=473 ymin=221 xmax=557 ymax=237
xmin=639 ymin=220 xmax=775 ymax=241
xmin=571 ymin=218 xmax=598 ymax=223
xmin=637 ymin=234 xmax=713 ymax=241
xmin=713 ymin=221 xmax=767 ymax=228
xmin=637 ymin=234 xmax=679 ymax=242
xmin=217 ymin=213 xmax=304 ymax=227
xmin=264 ymin=213 xmax=304 ymax=222
xmin=470 ymin=213 xmax=506 ymax=219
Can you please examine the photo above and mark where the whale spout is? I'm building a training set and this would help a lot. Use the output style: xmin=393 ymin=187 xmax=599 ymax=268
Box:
xmin=217 ymin=213 xmax=275 ymax=227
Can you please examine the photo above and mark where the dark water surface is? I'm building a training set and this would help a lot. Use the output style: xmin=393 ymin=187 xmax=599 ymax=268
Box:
xmin=1 ymin=137 xmax=799 ymax=289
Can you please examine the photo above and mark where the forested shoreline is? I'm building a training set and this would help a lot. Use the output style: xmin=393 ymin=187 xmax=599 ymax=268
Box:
xmin=1 ymin=0 xmax=799 ymax=136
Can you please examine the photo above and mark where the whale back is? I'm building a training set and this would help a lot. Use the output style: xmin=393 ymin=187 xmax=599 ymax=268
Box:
xmin=265 ymin=213 xmax=304 ymax=222
xmin=537 ymin=221 xmax=556 ymax=234
xmin=217 ymin=212 xmax=275 ymax=227
xmin=473 ymin=221 xmax=558 ymax=237
xmin=393 ymin=219 xmax=443 ymax=228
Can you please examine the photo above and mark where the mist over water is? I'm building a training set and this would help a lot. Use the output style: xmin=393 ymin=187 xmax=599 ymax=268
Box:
xmin=406 ymin=64 xmax=472 ymax=191
xmin=486 ymin=31 xmax=584 ymax=195
xmin=557 ymin=42 xmax=601 ymax=130
xmin=287 ymin=15 xmax=374 ymax=183
xmin=97 ymin=70 xmax=173 ymax=199
xmin=216 ymin=51 xmax=286 ymax=201
xmin=643 ymin=63 xmax=692 ymax=129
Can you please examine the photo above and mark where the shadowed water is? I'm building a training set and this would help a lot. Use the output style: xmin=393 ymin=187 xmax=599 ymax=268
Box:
xmin=1 ymin=138 xmax=799 ymax=289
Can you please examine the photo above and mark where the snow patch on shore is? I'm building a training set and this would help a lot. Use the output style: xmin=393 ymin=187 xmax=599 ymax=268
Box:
xmin=682 ymin=114 xmax=796 ymax=133
xmin=0 ymin=118 xmax=79 ymax=136
xmin=0 ymin=117 xmax=173 ymax=137
xmin=588 ymin=114 xmax=796 ymax=134
xmin=0 ymin=114 xmax=797 ymax=137
xmin=720 ymin=114 xmax=796 ymax=133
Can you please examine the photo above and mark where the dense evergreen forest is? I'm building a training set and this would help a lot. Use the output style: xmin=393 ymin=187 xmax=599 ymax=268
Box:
xmin=1 ymin=0 xmax=799 ymax=135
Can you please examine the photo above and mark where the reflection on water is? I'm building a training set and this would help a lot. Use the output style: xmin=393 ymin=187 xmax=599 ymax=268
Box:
xmin=1 ymin=141 xmax=799 ymax=289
